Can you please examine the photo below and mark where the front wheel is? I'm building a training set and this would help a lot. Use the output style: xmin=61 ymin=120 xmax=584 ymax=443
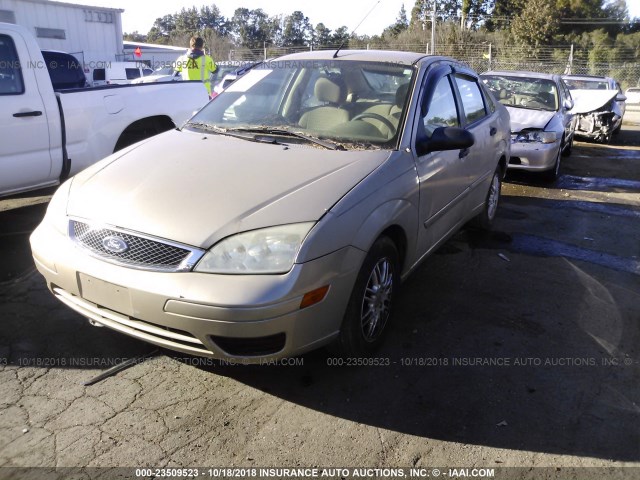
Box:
xmin=331 ymin=236 xmax=399 ymax=357
xmin=542 ymin=145 xmax=561 ymax=182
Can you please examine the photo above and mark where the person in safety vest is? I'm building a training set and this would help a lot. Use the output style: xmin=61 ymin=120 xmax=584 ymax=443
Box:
xmin=175 ymin=36 xmax=217 ymax=96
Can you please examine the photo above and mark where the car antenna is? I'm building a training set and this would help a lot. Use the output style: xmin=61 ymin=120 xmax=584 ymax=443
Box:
xmin=333 ymin=0 xmax=381 ymax=58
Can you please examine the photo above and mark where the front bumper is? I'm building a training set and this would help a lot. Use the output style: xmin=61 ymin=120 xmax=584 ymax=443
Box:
xmin=30 ymin=220 xmax=364 ymax=362
xmin=574 ymin=112 xmax=620 ymax=142
xmin=507 ymin=139 xmax=561 ymax=172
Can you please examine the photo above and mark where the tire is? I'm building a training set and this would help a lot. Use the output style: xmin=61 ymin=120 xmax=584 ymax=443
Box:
xmin=542 ymin=145 xmax=561 ymax=182
xmin=561 ymin=135 xmax=573 ymax=157
xmin=331 ymin=236 xmax=399 ymax=357
xmin=471 ymin=167 xmax=502 ymax=230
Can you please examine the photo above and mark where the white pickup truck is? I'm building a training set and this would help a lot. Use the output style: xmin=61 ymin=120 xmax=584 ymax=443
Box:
xmin=0 ymin=22 xmax=209 ymax=197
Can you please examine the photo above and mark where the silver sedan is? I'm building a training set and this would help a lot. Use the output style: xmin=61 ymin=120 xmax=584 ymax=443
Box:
xmin=31 ymin=51 xmax=510 ymax=361
xmin=482 ymin=71 xmax=576 ymax=181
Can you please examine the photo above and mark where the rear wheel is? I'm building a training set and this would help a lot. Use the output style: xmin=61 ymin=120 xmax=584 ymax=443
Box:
xmin=561 ymin=135 xmax=573 ymax=157
xmin=471 ymin=167 xmax=502 ymax=230
xmin=331 ymin=236 xmax=399 ymax=357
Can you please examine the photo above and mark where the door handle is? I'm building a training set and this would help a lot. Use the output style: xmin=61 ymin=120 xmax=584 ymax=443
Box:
xmin=13 ymin=111 xmax=43 ymax=117
xmin=490 ymin=127 xmax=497 ymax=136
xmin=459 ymin=148 xmax=470 ymax=159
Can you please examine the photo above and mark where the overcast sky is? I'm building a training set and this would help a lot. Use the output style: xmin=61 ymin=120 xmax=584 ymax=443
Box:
xmin=77 ymin=0 xmax=640 ymax=37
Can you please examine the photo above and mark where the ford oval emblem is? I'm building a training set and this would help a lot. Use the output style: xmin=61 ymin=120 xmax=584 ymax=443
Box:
xmin=102 ymin=235 xmax=129 ymax=254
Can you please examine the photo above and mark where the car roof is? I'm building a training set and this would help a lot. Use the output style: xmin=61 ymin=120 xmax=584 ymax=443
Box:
xmin=561 ymin=74 xmax=613 ymax=81
xmin=274 ymin=49 xmax=429 ymax=65
xmin=271 ymin=50 xmax=478 ymax=76
xmin=482 ymin=70 xmax=560 ymax=81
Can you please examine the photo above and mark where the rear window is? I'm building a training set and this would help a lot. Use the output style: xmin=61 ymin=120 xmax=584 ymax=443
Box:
xmin=93 ymin=68 xmax=105 ymax=81
xmin=42 ymin=51 xmax=87 ymax=90
xmin=564 ymin=79 xmax=609 ymax=90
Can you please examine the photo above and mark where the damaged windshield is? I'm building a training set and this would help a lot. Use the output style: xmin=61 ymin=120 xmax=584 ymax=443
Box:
xmin=186 ymin=59 xmax=415 ymax=149
xmin=482 ymin=75 xmax=558 ymax=112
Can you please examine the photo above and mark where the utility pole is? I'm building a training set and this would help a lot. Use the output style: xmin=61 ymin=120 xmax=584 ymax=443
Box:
xmin=430 ymin=2 xmax=436 ymax=55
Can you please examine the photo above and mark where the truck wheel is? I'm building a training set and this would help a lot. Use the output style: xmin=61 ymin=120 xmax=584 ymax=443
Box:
xmin=471 ymin=166 xmax=501 ymax=230
xmin=331 ymin=236 xmax=399 ymax=357
xmin=114 ymin=117 xmax=174 ymax=152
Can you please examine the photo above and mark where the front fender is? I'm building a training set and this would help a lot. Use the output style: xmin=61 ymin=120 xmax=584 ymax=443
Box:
xmin=298 ymin=198 xmax=419 ymax=276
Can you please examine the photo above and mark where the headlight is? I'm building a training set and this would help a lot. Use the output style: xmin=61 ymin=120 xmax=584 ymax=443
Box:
xmin=513 ymin=131 xmax=557 ymax=144
xmin=194 ymin=222 xmax=315 ymax=274
xmin=44 ymin=179 xmax=72 ymax=235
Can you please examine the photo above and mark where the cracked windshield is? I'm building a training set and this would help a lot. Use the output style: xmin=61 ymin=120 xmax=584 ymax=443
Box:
xmin=482 ymin=75 xmax=559 ymax=112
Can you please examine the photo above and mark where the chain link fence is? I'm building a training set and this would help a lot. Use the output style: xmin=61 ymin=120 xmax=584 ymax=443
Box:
xmin=226 ymin=43 xmax=640 ymax=89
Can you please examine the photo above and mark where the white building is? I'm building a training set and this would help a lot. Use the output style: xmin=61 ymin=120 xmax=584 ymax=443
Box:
xmin=122 ymin=41 xmax=186 ymax=71
xmin=0 ymin=0 xmax=123 ymax=68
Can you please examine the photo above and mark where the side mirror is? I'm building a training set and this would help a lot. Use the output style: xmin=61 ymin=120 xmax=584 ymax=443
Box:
xmin=564 ymin=98 xmax=574 ymax=110
xmin=416 ymin=126 xmax=475 ymax=156
xmin=616 ymin=93 xmax=627 ymax=102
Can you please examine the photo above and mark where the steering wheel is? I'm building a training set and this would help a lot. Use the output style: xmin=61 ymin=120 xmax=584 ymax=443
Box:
xmin=351 ymin=112 xmax=397 ymax=135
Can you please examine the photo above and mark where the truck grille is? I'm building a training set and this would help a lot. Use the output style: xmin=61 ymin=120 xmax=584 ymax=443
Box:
xmin=70 ymin=220 xmax=204 ymax=272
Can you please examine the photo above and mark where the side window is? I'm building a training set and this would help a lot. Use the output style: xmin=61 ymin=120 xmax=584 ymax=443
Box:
xmin=454 ymin=75 xmax=487 ymax=124
xmin=0 ymin=34 xmax=24 ymax=95
xmin=423 ymin=75 xmax=459 ymax=136
xmin=479 ymin=82 xmax=496 ymax=113
xmin=93 ymin=68 xmax=105 ymax=81
xmin=126 ymin=68 xmax=141 ymax=80
xmin=560 ymin=81 xmax=571 ymax=107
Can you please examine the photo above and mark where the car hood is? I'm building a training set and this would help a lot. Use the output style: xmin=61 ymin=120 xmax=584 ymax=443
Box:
xmin=570 ymin=89 xmax=618 ymax=114
xmin=67 ymin=129 xmax=390 ymax=248
xmin=504 ymin=107 xmax=555 ymax=132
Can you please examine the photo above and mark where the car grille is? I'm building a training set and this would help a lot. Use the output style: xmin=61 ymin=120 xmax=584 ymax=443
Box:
xmin=70 ymin=220 xmax=204 ymax=272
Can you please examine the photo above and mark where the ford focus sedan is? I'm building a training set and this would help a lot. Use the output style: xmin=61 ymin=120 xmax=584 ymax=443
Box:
xmin=31 ymin=50 xmax=510 ymax=362
xmin=482 ymin=71 xmax=575 ymax=181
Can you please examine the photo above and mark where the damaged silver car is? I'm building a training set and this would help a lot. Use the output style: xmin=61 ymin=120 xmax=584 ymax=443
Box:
xmin=562 ymin=75 xmax=626 ymax=143
xmin=481 ymin=71 xmax=575 ymax=181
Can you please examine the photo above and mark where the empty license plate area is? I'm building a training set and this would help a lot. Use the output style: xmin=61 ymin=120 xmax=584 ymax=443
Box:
xmin=78 ymin=273 xmax=133 ymax=316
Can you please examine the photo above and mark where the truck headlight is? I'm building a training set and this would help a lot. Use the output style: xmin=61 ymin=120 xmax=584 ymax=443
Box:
xmin=194 ymin=222 xmax=315 ymax=274
xmin=513 ymin=131 xmax=557 ymax=144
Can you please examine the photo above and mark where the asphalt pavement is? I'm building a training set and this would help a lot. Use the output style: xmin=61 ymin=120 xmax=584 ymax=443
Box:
xmin=1 ymin=115 xmax=639 ymax=478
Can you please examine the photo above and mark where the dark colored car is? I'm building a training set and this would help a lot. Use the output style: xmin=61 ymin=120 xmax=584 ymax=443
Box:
xmin=42 ymin=50 xmax=88 ymax=90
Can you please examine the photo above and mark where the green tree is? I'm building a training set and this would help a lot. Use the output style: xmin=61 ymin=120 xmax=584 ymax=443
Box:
xmin=383 ymin=4 xmax=409 ymax=38
xmin=231 ymin=8 xmax=273 ymax=48
xmin=411 ymin=0 xmax=462 ymax=26
xmin=199 ymin=5 xmax=228 ymax=37
xmin=124 ymin=31 xmax=147 ymax=42
xmin=332 ymin=26 xmax=350 ymax=47
xmin=314 ymin=23 xmax=333 ymax=46
xmin=510 ymin=0 xmax=560 ymax=53
xmin=282 ymin=11 xmax=313 ymax=46
xmin=174 ymin=7 xmax=200 ymax=33
xmin=147 ymin=14 xmax=176 ymax=44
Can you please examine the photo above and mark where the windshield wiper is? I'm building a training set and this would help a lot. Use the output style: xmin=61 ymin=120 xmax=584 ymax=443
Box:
xmin=183 ymin=122 xmax=272 ymax=142
xmin=184 ymin=122 xmax=238 ymax=136
xmin=228 ymin=127 xmax=345 ymax=151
